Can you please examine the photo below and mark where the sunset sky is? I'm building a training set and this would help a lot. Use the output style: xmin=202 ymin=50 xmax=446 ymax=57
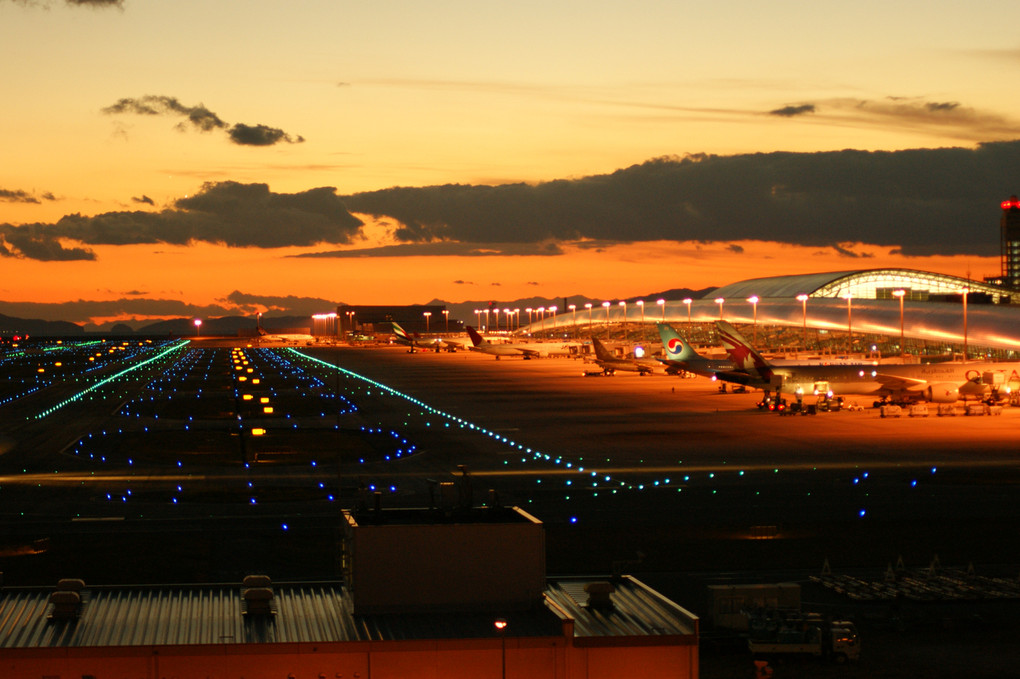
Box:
xmin=2 ymin=0 xmax=1019 ymax=328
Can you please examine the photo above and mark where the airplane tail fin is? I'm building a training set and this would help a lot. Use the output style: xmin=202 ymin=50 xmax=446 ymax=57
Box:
xmin=391 ymin=322 xmax=414 ymax=344
xmin=714 ymin=320 xmax=773 ymax=377
xmin=656 ymin=323 xmax=704 ymax=362
xmin=591 ymin=337 xmax=615 ymax=361
xmin=466 ymin=326 xmax=487 ymax=347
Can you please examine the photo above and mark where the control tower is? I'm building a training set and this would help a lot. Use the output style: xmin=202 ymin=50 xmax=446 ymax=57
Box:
xmin=1002 ymin=196 xmax=1020 ymax=289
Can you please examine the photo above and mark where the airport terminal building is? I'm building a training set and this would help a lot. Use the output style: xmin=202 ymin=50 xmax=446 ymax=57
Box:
xmin=531 ymin=268 xmax=1020 ymax=356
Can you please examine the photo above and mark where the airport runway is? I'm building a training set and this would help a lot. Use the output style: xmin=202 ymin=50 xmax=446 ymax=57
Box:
xmin=3 ymin=340 xmax=1020 ymax=581
xmin=293 ymin=345 xmax=1020 ymax=575
xmin=4 ymin=339 xmax=1020 ymax=677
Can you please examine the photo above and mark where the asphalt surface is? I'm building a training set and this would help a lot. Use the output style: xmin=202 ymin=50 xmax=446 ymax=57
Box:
xmin=3 ymin=338 xmax=1020 ymax=677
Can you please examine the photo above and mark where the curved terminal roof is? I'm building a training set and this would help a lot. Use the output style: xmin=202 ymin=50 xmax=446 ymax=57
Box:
xmin=710 ymin=269 xmax=1017 ymax=303
xmin=523 ymin=268 xmax=1020 ymax=353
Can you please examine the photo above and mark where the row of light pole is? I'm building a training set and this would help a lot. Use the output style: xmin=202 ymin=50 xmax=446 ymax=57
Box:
xmin=422 ymin=309 xmax=451 ymax=333
xmin=710 ymin=287 xmax=974 ymax=358
xmin=471 ymin=308 xmax=524 ymax=333
xmin=467 ymin=286 xmax=973 ymax=356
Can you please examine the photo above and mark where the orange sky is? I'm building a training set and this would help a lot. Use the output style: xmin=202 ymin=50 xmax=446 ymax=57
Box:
xmin=0 ymin=235 xmax=998 ymax=325
xmin=2 ymin=2 xmax=1018 ymax=326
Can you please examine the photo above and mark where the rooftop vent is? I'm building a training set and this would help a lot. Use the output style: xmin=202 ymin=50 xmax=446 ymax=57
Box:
xmin=48 ymin=578 xmax=86 ymax=620
xmin=241 ymin=575 xmax=275 ymax=617
xmin=584 ymin=581 xmax=615 ymax=609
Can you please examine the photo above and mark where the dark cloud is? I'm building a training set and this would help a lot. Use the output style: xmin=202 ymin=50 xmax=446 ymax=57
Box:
xmin=0 ymin=231 xmax=96 ymax=261
xmin=0 ymin=189 xmax=41 ymax=204
xmin=132 ymin=195 xmax=155 ymax=206
xmin=0 ymin=181 xmax=363 ymax=260
xmin=103 ymin=95 xmax=304 ymax=146
xmin=832 ymin=244 xmax=874 ymax=258
xmin=726 ymin=244 xmax=744 ymax=254
xmin=228 ymin=123 xmax=304 ymax=146
xmin=295 ymin=240 xmax=563 ymax=258
xmin=821 ymin=98 xmax=1018 ymax=141
xmin=770 ymin=104 xmax=815 ymax=117
xmin=103 ymin=95 xmax=227 ymax=131
xmin=219 ymin=291 xmax=339 ymax=316
xmin=339 ymin=141 xmax=1020 ymax=257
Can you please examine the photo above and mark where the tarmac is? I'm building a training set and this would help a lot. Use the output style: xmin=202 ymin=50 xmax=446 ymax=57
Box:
xmin=3 ymin=338 xmax=1020 ymax=677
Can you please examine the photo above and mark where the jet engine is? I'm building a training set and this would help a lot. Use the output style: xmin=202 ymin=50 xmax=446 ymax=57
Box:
xmin=924 ymin=384 xmax=961 ymax=403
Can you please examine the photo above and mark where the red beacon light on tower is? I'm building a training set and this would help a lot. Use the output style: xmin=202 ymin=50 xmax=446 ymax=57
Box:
xmin=1000 ymin=196 xmax=1020 ymax=210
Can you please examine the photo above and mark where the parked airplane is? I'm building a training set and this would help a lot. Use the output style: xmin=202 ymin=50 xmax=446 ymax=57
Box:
xmin=714 ymin=320 xmax=1020 ymax=404
xmin=591 ymin=337 xmax=655 ymax=375
xmin=466 ymin=326 xmax=582 ymax=359
xmin=391 ymin=322 xmax=434 ymax=352
xmin=655 ymin=323 xmax=750 ymax=381
xmin=392 ymin=322 xmax=473 ymax=352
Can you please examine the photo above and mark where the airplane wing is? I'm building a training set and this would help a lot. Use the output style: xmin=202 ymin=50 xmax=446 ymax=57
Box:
xmin=874 ymin=373 xmax=930 ymax=392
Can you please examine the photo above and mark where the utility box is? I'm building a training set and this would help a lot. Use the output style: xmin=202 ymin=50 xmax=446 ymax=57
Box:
xmin=342 ymin=506 xmax=545 ymax=614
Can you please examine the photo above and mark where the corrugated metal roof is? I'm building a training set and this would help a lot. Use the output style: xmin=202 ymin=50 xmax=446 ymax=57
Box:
xmin=0 ymin=577 xmax=693 ymax=649
xmin=544 ymin=576 xmax=698 ymax=639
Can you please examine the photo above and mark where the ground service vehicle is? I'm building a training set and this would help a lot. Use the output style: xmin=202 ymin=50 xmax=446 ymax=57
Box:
xmin=748 ymin=612 xmax=860 ymax=664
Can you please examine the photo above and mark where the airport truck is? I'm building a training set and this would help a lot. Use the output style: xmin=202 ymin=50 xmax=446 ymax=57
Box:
xmin=747 ymin=612 xmax=860 ymax=664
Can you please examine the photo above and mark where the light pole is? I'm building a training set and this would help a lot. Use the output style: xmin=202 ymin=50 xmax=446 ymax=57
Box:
xmin=962 ymin=287 xmax=969 ymax=360
xmin=513 ymin=308 xmax=520 ymax=332
xmin=602 ymin=301 xmax=611 ymax=337
xmin=657 ymin=298 xmax=666 ymax=322
xmin=194 ymin=318 xmax=202 ymax=337
xmin=423 ymin=311 xmax=431 ymax=333
xmin=636 ymin=300 xmax=644 ymax=339
xmin=484 ymin=309 xmax=490 ymax=332
xmin=492 ymin=308 xmax=499 ymax=333
xmin=843 ymin=294 xmax=853 ymax=353
xmin=585 ymin=302 xmax=593 ymax=329
xmin=682 ymin=298 xmax=692 ymax=326
xmin=715 ymin=297 xmax=725 ymax=320
xmin=747 ymin=296 xmax=759 ymax=345
xmin=525 ymin=308 xmax=533 ymax=328
xmin=474 ymin=309 xmax=481 ymax=330
xmin=618 ymin=300 xmax=627 ymax=340
xmin=346 ymin=311 xmax=355 ymax=338
xmin=494 ymin=618 xmax=508 ymax=679
xmin=548 ymin=306 xmax=557 ymax=335
xmin=892 ymin=289 xmax=905 ymax=355
xmin=537 ymin=307 xmax=545 ymax=334
xmin=568 ymin=304 xmax=577 ymax=338
xmin=442 ymin=309 xmax=449 ymax=333
xmin=796 ymin=294 xmax=809 ymax=352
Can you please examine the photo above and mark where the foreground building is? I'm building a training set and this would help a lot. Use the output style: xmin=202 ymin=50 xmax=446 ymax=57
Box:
xmin=0 ymin=507 xmax=699 ymax=679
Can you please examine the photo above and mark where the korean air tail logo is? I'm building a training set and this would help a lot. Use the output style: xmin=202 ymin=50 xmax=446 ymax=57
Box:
xmin=666 ymin=337 xmax=684 ymax=356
